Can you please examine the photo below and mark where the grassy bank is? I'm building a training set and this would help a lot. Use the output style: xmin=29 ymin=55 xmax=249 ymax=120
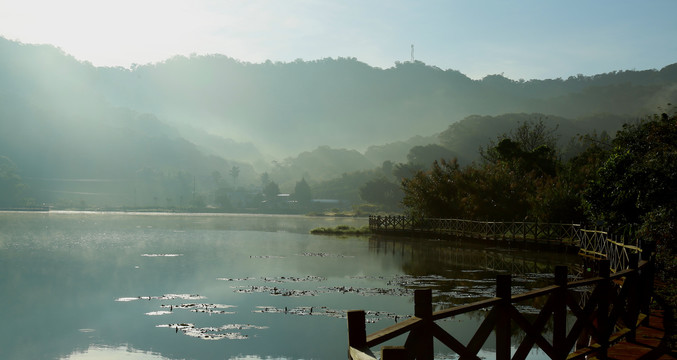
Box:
xmin=309 ymin=225 xmax=371 ymax=235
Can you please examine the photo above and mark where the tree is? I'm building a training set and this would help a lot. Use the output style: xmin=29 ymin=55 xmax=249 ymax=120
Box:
xmin=406 ymin=144 xmax=458 ymax=169
xmin=260 ymin=172 xmax=271 ymax=188
xmin=0 ymin=156 xmax=26 ymax=207
xmin=481 ymin=119 xmax=559 ymax=164
xmin=293 ymin=178 xmax=312 ymax=204
xmin=584 ymin=112 xmax=677 ymax=230
xmin=214 ymin=187 xmax=232 ymax=209
xmin=359 ymin=177 xmax=402 ymax=210
xmin=212 ymin=170 xmax=223 ymax=187
xmin=263 ymin=181 xmax=280 ymax=200
xmin=401 ymin=159 xmax=463 ymax=218
xmin=229 ymin=166 xmax=240 ymax=185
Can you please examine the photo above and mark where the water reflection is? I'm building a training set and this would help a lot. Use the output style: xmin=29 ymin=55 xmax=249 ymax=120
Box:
xmin=1 ymin=212 xmax=581 ymax=360
xmin=369 ymin=236 xmax=582 ymax=306
xmin=62 ymin=345 xmax=169 ymax=360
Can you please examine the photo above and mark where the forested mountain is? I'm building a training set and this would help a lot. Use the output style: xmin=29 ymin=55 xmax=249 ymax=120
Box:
xmin=1 ymin=36 xmax=675 ymax=209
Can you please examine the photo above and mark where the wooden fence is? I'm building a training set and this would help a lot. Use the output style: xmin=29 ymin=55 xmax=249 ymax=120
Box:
xmin=348 ymin=254 xmax=654 ymax=360
xmin=369 ymin=216 xmax=583 ymax=245
xmin=369 ymin=216 xmax=641 ymax=273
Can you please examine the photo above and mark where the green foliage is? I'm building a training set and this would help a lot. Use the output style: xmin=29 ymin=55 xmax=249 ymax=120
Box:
xmin=263 ymin=181 xmax=280 ymax=199
xmin=359 ymin=177 xmax=402 ymax=210
xmin=401 ymin=159 xmax=463 ymax=218
xmin=403 ymin=120 xmax=572 ymax=221
xmin=0 ymin=155 xmax=27 ymax=207
xmin=584 ymin=112 xmax=677 ymax=229
xmin=309 ymin=225 xmax=371 ymax=235
xmin=406 ymin=144 xmax=458 ymax=169
xmin=214 ymin=187 xmax=232 ymax=210
xmin=293 ymin=178 xmax=312 ymax=203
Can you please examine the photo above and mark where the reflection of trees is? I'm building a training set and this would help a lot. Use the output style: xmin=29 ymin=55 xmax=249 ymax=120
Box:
xmin=369 ymin=236 xmax=588 ymax=350
xmin=369 ymin=236 xmax=582 ymax=306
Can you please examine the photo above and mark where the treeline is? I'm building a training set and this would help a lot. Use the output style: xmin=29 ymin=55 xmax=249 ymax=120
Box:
xmin=400 ymin=110 xmax=676 ymax=288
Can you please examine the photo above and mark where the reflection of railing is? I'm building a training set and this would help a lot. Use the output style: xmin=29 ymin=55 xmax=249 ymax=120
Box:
xmin=370 ymin=237 xmax=579 ymax=277
xmin=369 ymin=216 xmax=641 ymax=273
xmin=348 ymin=255 xmax=654 ymax=360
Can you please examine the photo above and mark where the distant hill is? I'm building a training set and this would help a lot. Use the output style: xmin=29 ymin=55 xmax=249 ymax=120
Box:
xmin=1 ymin=36 xmax=676 ymax=207
xmin=91 ymin=53 xmax=677 ymax=156
xmin=438 ymin=113 xmax=633 ymax=164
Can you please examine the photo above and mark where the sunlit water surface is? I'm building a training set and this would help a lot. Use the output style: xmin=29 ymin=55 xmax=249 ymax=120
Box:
xmin=0 ymin=212 xmax=581 ymax=360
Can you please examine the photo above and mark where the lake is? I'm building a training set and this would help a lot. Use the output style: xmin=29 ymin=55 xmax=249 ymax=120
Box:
xmin=0 ymin=212 xmax=582 ymax=360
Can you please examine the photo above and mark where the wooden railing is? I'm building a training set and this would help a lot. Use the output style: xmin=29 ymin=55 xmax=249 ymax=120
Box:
xmin=577 ymin=229 xmax=642 ymax=272
xmin=369 ymin=216 xmax=641 ymax=273
xmin=369 ymin=215 xmax=583 ymax=245
xmin=348 ymin=254 xmax=654 ymax=360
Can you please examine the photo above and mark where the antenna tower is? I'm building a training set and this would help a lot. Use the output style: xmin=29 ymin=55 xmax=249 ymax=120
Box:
xmin=411 ymin=44 xmax=415 ymax=62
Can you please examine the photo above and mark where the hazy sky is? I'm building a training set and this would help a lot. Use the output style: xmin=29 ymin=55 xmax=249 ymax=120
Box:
xmin=1 ymin=0 xmax=676 ymax=80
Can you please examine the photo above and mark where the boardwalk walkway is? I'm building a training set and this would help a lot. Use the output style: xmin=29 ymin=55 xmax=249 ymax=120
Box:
xmin=580 ymin=308 xmax=676 ymax=360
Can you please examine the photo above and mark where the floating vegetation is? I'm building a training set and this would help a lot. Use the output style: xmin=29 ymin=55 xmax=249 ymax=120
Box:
xmin=309 ymin=225 xmax=371 ymax=235
xmin=156 ymin=303 xmax=236 ymax=315
xmin=217 ymin=275 xmax=325 ymax=283
xmin=299 ymin=252 xmax=353 ymax=258
xmin=141 ymin=253 xmax=183 ymax=257
xmin=249 ymin=255 xmax=285 ymax=259
xmin=115 ymin=297 xmax=141 ymax=302
xmin=217 ymin=277 xmax=256 ymax=282
xmin=115 ymin=294 xmax=205 ymax=302
xmin=234 ymin=286 xmax=317 ymax=297
xmin=261 ymin=275 xmax=326 ymax=283
xmin=145 ymin=310 xmax=172 ymax=316
xmin=157 ymin=323 xmax=268 ymax=340
xmin=253 ymin=306 xmax=403 ymax=323
xmin=319 ymin=286 xmax=413 ymax=297
xmin=233 ymin=284 xmax=413 ymax=297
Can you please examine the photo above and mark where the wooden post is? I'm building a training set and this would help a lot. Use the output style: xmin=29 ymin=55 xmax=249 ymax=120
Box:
xmin=597 ymin=260 xmax=611 ymax=360
xmin=414 ymin=289 xmax=434 ymax=360
xmin=381 ymin=346 xmax=407 ymax=360
xmin=496 ymin=274 xmax=511 ymax=360
xmin=626 ymin=252 xmax=641 ymax=342
xmin=347 ymin=310 xmax=367 ymax=349
xmin=534 ymin=220 xmax=539 ymax=242
xmin=554 ymin=266 xmax=568 ymax=359
xmin=640 ymin=242 xmax=655 ymax=321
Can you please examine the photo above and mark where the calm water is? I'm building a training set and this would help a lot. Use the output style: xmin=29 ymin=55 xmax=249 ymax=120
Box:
xmin=0 ymin=212 xmax=581 ymax=360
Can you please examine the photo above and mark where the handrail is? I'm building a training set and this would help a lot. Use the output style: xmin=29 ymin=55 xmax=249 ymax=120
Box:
xmin=348 ymin=256 xmax=653 ymax=359
xmin=369 ymin=215 xmax=642 ymax=273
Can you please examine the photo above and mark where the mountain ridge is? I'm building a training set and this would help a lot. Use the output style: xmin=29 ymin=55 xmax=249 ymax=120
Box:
xmin=1 ymin=37 xmax=676 ymax=207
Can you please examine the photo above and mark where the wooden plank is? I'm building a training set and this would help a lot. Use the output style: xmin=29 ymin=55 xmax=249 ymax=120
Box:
xmin=348 ymin=310 xmax=367 ymax=348
xmin=365 ymin=317 xmax=421 ymax=347
xmin=466 ymin=307 xmax=498 ymax=354
xmin=568 ymin=276 xmax=603 ymax=288
xmin=431 ymin=297 xmax=501 ymax=321
xmin=349 ymin=346 xmax=377 ymax=360
xmin=510 ymin=284 xmax=558 ymax=302
xmin=508 ymin=303 xmax=558 ymax=359
xmin=380 ymin=346 xmax=407 ymax=360
xmin=431 ymin=323 xmax=481 ymax=360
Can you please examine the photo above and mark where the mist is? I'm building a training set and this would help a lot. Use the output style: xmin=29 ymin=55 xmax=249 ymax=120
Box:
xmin=1 ymin=37 xmax=676 ymax=211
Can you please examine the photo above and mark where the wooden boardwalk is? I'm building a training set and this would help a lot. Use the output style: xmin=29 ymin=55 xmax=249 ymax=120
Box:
xmin=590 ymin=309 xmax=676 ymax=360
xmin=369 ymin=215 xmax=643 ymax=273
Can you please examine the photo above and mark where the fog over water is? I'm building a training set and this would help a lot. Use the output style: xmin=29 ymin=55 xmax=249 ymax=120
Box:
xmin=0 ymin=212 xmax=581 ymax=359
